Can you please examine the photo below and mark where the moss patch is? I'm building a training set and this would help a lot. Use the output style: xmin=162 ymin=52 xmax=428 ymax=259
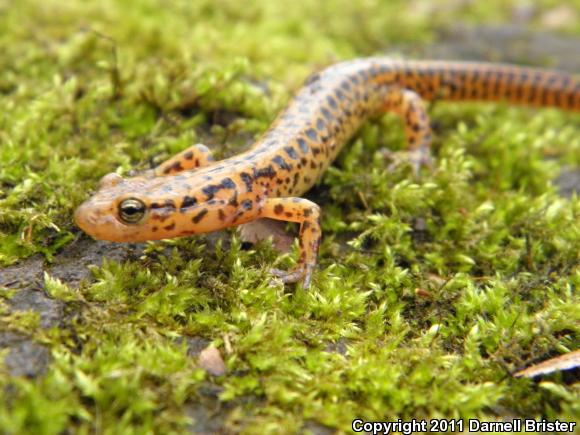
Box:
xmin=1 ymin=0 xmax=579 ymax=433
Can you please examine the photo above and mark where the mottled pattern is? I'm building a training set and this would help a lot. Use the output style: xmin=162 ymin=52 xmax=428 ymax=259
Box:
xmin=75 ymin=58 xmax=580 ymax=287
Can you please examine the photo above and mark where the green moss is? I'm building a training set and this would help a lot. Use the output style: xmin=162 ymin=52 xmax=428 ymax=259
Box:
xmin=1 ymin=0 xmax=580 ymax=433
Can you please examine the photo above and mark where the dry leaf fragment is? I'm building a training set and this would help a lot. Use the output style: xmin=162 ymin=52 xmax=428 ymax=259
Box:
xmin=514 ymin=350 xmax=580 ymax=378
xmin=198 ymin=346 xmax=227 ymax=377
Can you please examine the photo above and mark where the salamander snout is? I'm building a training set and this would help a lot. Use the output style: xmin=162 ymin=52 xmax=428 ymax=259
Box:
xmin=74 ymin=198 xmax=126 ymax=241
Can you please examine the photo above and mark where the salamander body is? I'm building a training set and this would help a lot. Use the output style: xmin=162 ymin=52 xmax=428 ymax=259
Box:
xmin=75 ymin=58 xmax=580 ymax=287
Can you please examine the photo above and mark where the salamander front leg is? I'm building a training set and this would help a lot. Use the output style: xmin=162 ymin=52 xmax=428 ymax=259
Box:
xmin=259 ymin=198 xmax=321 ymax=288
xmin=384 ymin=88 xmax=433 ymax=175
xmin=154 ymin=143 xmax=215 ymax=176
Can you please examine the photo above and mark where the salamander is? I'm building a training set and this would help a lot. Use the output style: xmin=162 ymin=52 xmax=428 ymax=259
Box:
xmin=75 ymin=58 xmax=580 ymax=288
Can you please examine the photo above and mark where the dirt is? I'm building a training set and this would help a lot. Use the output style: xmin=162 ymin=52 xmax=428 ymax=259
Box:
xmin=185 ymin=383 xmax=232 ymax=434
xmin=0 ymin=331 xmax=51 ymax=377
xmin=556 ymin=167 xmax=580 ymax=198
xmin=421 ymin=24 xmax=580 ymax=72
xmin=0 ymin=238 xmax=139 ymax=377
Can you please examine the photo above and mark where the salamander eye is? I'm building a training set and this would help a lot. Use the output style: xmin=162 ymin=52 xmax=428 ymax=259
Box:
xmin=118 ymin=198 xmax=146 ymax=224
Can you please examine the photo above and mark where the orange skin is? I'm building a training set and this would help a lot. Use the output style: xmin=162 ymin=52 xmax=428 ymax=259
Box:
xmin=75 ymin=58 xmax=580 ymax=287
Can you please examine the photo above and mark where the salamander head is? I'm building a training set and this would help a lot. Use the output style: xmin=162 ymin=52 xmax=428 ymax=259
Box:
xmin=75 ymin=171 xmax=248 ymax=242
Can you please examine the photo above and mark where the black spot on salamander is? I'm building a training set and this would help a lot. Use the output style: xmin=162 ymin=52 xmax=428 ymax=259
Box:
xmin=241 ymin=199 xmax=252 ymax=210
xmin=202 ymin=177 xmax=237 ymax=200
xmin=297 ymin=138 xmax=309 ymax=154
xmin=274 ymin=204 xmax=284 ymax=215
xmin=254 ymin=165 xmax=276 ymax=179
xmin=335 ymin=89 xmax=346 ymax=101
xmin=202 ymin=184 xmax=221 ymax=200
xmin=221 ymin=177 xmax=236 ymax=189
xmin=150 ymin=202 xmax=162 ymax=209
xmin=272 ymin=155 xmax=292 ymax=171
xmin=312 ymin=147 xmax=321 ymax=156
xmin=240 ymin=172 xmax=253 ymax=192
xmin=305 ymin=129 xmax=318 ymax=141
xmin=153 ymin=213 xmax=171 ymax=223
xmin=316 ymin=118 xmax=325 ymax=131
xmin=218 ymin=209 xmax=226 ymax=221
xmin=192 ymin=208 xmax=208 ymax=224
xmin=284 ymin=146 xmax=299 ymax=160
xmin=304 ymin=72 xmax=320 ymax=85
xmin=292 ymin=173 xmax=299 ymax=187
xmin=164 ymin=199 xmax=176 ymax=210
xmin=184 ymin=150 xmax=194 ymax=160
xmin=228 ymin=191 xmax=239 ymax=207
xmin=180 ymin=195 xmax=198 ymax=210
xmin=164 ymin=222 xmax=175 ymax=231
xmin=326 ymin=95 xmax=338 ymax=109
xmin=303 ymin=208 xmax=312 ymax=217
xmin=163 ymin=162 xmax=182 ymax=174
xmin=340 ymin=81 xmax=351 ymax=91
xmin=321 ymin=107 xmax=334 ymax=122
